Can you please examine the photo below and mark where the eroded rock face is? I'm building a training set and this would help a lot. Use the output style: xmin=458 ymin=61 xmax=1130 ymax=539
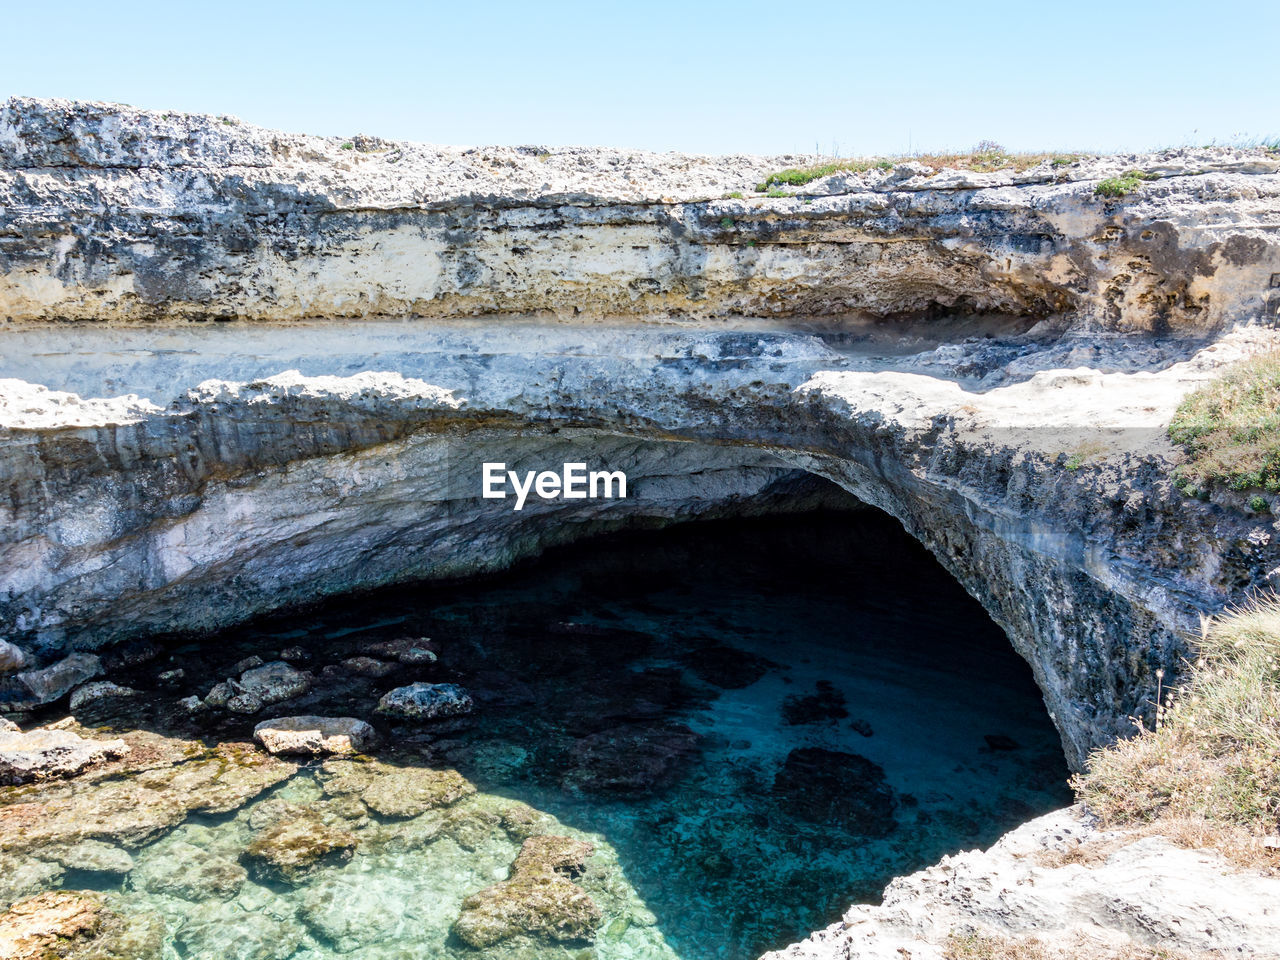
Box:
xmin=1 ymin=98 xmax=1279 ymax=780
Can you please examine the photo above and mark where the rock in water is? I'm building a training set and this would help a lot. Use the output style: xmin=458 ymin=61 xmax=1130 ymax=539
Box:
xmin=453 ymin=835 xmax=601 ymax=947
xmin=773 ymin=747 xmax=897 ymax=837
xmin=8 ymin=654 xmax=103 ymax=709
xmin=237 ymin=661 xmax=311 ymax=705
xmin=69 ymin=681 xmax=137 ymax=710
xmin=0 ymin=890 xmax=165 ymax=960
xmin=253 ymin=716 xmax=378 ymax=756
xmin=376 ymin=682 xmax=473 ymax=719
xmin=244 ymin=811 xmax=359 ymax=883
xmin=134 ymin=840 xmax=246 ymax=901
xmin=0 ymin=726 xmax=130 ymax=785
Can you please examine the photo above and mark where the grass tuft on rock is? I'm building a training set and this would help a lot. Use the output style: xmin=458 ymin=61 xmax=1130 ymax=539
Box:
xmin=1095 ymin=169 xmax=1159 ymax=197
xmin=1169 ymin=351 xmax=1280 ymax=496
xmin=1074 ymin=597 xmax=1280 ymax=834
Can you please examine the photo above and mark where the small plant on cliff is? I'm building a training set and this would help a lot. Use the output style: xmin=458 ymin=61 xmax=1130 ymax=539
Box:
xmin=1168 ymin=351 xmax=1280 ymax=496
xmin=754 ymin=157 xmax=893 ymax=192
xmin=1074 ymin=596 xmax=1280 ymax=834
xmin=340 ymin=142 xmax=355 ymax=150
xmin=1095 ymin=170 xmax=1158 ymax=198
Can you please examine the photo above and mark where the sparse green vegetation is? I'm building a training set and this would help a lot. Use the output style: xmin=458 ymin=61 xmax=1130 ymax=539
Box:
xmin=1250 ymin=495 xmax=1270 ymax=513
xmin=723 ymin=191 xmax=744 ymax=199
xmin=1169 ymin=351 xmax=1280 ymax=496
xmin=754 ymin=157 xmax=894 ymax=192
xmin=340 ymin=142 xmax=355 ymax=150
xmin=1074 ymin=597 xmax=1280 ymax=835
xmin=1050 ymin=154 xmax=1081 ymax=167
xmin=1095 ymin=169 xmax=1159 ymax=198
xmin=719 ymin=217 xmax=735 ymax=229
xmin=764 ymin=189 xmax=789 ymax=198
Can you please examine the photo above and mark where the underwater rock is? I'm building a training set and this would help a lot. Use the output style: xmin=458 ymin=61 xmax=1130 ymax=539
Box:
xmin=47 ymin=840 xmax=134 ymax=875
xmin=340 ymin=655 xmax=396 ymax=677
xmin=0 ymin=855 xmax=63 ymax=911
xmin=6 ymin=654 xmax=102 ymax=709
xmin=682 ymin=644 xmax=776 ymax=689
xmin=376 ymin=681 xmax=473 ymax=719
xmin=564 ymin=722 xmax=700 ymax=795
xmin=243 ymin=810 xmax=358 ymax=883
xmin=359 ymin=765 xmax=475 ymax=818
xmin=0 ymin=640 xmax=28 ymax=676
xmin=453 ymin=835 xmax=601 ymax=948
xmin=366 ymin=636 xmax=439 ymax=665
xmin=0 ymin=727 xmax=130 ymax=785
xmin=0 ymin=735 xmax=297 ymax=851
xmin=773 ymin=747 xmax=897 ymax=837
xmin=233 ymin=655 xmax=264 ymax=674
xmin=278 ymin=646 xmax=311 ymax=662
xmin=202 ymin=681 xmax=235 ymax=708
xmin=252 ymin=716 xmax=378 ymax=756
xmin=297 ymin=872 xmax=404 ymax=952
xmin=173 ymin=897 xmax=304 ymax=960
xmin=782 ymin=680 xmax=850 ymax=725
xmin=68 ymin=682 xmax=136 ymax=711
xmin=984 ymin=734 xmax=1021 ymax=751
xmin=133 ymin=839 xmax=246 ymax=901
xmin=236 ymin=661 xmax=312 ymax=706
xmin=0 ymin=890 xmax=165 ymax=960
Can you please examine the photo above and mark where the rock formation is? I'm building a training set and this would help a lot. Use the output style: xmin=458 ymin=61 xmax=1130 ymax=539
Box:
xmin=3 ymin=99 xmax=1278 ymax=772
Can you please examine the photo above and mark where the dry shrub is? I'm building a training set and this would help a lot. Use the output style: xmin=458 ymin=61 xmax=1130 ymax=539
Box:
xmin=1074 ymin=597 xmax=1280 ymax=839
xmin=945 ymin=930 xmax=1219 ymax=960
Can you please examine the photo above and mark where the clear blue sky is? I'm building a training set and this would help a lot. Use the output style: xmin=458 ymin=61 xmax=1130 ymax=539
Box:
xmin=4 ymin=0 xmax=1277 ymax=156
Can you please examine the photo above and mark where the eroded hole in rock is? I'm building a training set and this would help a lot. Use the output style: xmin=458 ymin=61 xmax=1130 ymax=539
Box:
xmin=14 ymin=506 xmax=1075 ymax=960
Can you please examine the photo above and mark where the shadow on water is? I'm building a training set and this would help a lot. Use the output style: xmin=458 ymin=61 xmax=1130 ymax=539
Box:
xmin=55 ymin=506 xmax=1073 ymax=960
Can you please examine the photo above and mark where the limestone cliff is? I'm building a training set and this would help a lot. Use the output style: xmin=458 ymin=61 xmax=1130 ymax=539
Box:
xmin=2 ymin=98 xmax=1280 ymax=780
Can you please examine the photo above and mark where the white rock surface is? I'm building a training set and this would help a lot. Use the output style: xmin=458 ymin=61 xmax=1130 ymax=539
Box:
xmin=0 ymin=726 xmax=129 ymax=784
xmin=764 ymin=807 xmax=1280 ymax=959
xmin=253 ymin=716 xmax=378 ymax=756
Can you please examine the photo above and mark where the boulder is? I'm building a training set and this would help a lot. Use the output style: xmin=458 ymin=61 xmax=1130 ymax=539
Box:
xmin=453 ymin=835 xmax=601 ymax=947
xmin=69 ymin=681 xmax=137 ymax=711
xmin=0 ymin=726 xmax=130 ymax=785
xmin=0 ymin=640 xmax=28 ymax=676
xmin=237 ymin=661 xmax=311 ymax=705
xmin=12 ymin=654 xmax=103 ymax=707
xmin=253 ymin=716 xmax=378 ymax=756
xmin=376 ymin=681 xmax=472 ymax=720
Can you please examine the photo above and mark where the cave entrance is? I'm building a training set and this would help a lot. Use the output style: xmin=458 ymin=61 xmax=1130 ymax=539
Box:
xmin=67 ymin=498 xmax=1072 ymax=960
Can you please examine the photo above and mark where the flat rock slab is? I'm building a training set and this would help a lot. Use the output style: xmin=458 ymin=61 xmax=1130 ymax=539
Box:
xmin=0 ymin=727 xmax=129 ymax=785
xmin=376 ymin=682 xmax=473 ymax=720
xmin=253 ymin=716 xmax=378 ymax=756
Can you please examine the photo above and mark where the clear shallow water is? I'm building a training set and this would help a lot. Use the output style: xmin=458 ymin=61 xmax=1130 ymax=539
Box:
xmin=59 ymin=511 xmax=1072 ymax=960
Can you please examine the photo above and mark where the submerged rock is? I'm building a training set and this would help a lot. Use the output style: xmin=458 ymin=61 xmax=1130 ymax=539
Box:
xmin=340 ymin=655 xmax=396 ymax=677
xmin=68 ymin=681 xmax=136 ymax=711
xmin=237 ymin=661 xmax=312 ymax=706
xmin=134 ymin=839 xmax=246 ymax=901
xmin=366 ymin=636 xmax=439 ymax=665
xmin=244 ymin=811 xmax=359 ymax=883
xmin=564 ymin=722 xmax=700 ymax=795
xmin=682 ymin=644 xmax=776 ymax=689
xmin=453 ymin=835 xmax=601 ymax=947
xmin=252 ymin=716 xmax=378 ymax=756
xmin=773 ymin=747 xmax=897 ymax=837
xmin=0 ymin=890 xmax=164 ymax=960
xmin=46 ymin=839 xmax=134 ymax=876
xmin=0 ymin=726 xmax=130 ymax=785
xmin=359 ymin=765 xmax=475 ymax=818
xmin=376 ymin=681 xmax=473 ymax=720
xmin=782 ymin=680 xmax=849 ymax=725
xmin=297 ymin=873 xmax=405 ymax=952
xmin=0 ymin=734 xmax=297 ymax=851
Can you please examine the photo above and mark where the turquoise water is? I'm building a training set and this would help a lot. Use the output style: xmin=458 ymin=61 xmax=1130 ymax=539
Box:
xmin=61 ymin=511 xmax=1072 ymax=960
